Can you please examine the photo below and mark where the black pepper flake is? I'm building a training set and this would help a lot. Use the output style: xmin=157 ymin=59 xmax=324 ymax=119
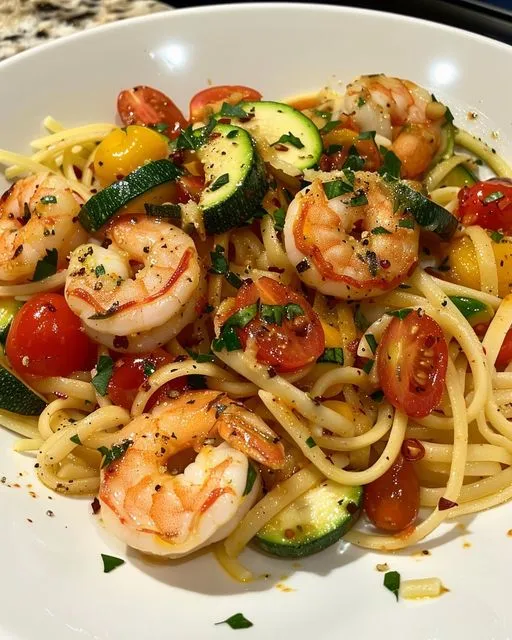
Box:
xmin=46 ymin=510 xmax=54 ymax=517
xmin=267 ymin=367 xmax=277 ymax=378
xmin=296 ymin=259 xmax=311 ymax=273
xmin=13 ymin=245 xmax=23 ymax=258
xmin=346 ymin=501 xmax=359 ymax=515
xmin=113 ymin=335 xmax=129 ymax=349
xmin=91 ymin=497 xmax=101 ymax=514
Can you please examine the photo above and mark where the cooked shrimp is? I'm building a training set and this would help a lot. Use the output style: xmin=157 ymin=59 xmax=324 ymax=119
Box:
xmin=99 ymin=390 xmax=285 ymax=557
xmin=284 ymin=172 xmax=419 ymax=300
xmin=0 ymin=173 xmax=87 ymax=283
xmin=343 ymin=75 xmax=444 ymax=178
xmin=65 ymin=216 xmax=203 ymax=352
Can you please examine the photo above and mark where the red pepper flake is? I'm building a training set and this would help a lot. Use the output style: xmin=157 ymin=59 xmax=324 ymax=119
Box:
xmin=91 ymin=497 xmax=101 ymax=514
xmin=401 ymin=438 xmax=425 ymax=462
xmin=284 ymin=528 xmax=295 ymax=539
xmin=438 ymin=497 xmax=458 ymax=511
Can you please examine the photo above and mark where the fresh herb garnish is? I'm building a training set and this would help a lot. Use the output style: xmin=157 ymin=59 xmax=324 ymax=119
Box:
xmin=188 ymin=374 xmax=207 ymax=389
xmin=384 ymin=571 xmax=400 ymax=601
xmin=326 ymin=144 xmax=343 ymax=155
xmin=212 ymin=303 xmax=258 ymax=352
xmin=150 ymin=122 xmax=168 ymax=134
xmin=490 ymin=230 xmax=504 ymax=243
xmin=226 ymin=129 xmax=238 ymax=139
xmin=101 ymin=554 xmax=125 ymax=574
xmin=378 ymin=149 xmax=401 ymax=181
xmin=273 ymin=207 xmax=286 ymax=232
xmin=305 ymin=436 xmax=316 ymax=448
xmin=243 ymin=464 xmax=257 ymax=496
xmin=343 ymin=146 xmax=365 ymax=171
xmin=387 ymin=308 xmax=413 ymax=320
xmin=272 ymin=131 xmax=304 ymax=149
xmin=97 ymin=439 xmax=132 ymax=469
xmin=209 ymin=245 xmax=243 ymax=289
xmin=320 ymin=120 xmax=341 ymax=135
xmin=70 ymin=434 xmax=81 ymax=445
xmin=358 ymin=130 xmax=376 ymax=141
xmin=354 ymin=305 xmax=370 ymax=332
xmin=144 ymin=202 xmax=181 ymax=219
xmin=33 ymin=248 xmax=58 ymax=282
xmin=143 ymin=360 xmax=156 ymax=377
xmin=366 ymin=334 xmax=378 ymax=354
xmin=210 ymin=173 xmax=229 ymax=191
xmin=260 ymin=304 xmax=284 ymax=326
xmin=313 ymin=108 xmax=331 ymax=119
xmin=398 ymin=218 xmax=415 ymax=229
xmin=185 ymin=349 xmax=215 ymax=363
xmin=370 ymin=389 xmax=384 ymax=403
xmin=95 ymin=264 xmax=106 ymax=278
xmin=444 ymin=106 xmax=454 ymax=125
xmin=362 ymin=359 xmax=375 ymax=374
xmin=483 ymin=190 xmax=504 ymax=204
xmin=91 ymin=355 xmax=114 ymax=396
xmin=317 ymin=347 xmax=344 ymax=365
xmin=348 ymin=192 xmax=368 ymax=207
xmin=220 ymin=102 xmax=248 ymax=119
xmin=323 ymin=179 xmax=353 ymax=200
xmin=357 ymin=96 xmax=366 ymax=107
xmin=449 ymin=296 xmax=487 ymax=318
xmin=283 ymin=303 xmax=304 ymax=320
xmin=176 ymin=118 xmax=216 ymax=151
xmin=371 ymin=226 xmax=391 ymax=235
xmin=40 ymin=195 xmax=57 ymax=204
xmin=215 ymin=614 xmax=253 ymax=630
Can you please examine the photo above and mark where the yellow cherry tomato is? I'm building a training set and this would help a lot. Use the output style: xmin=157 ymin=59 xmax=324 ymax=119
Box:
xmin=94 ymin=125 xmax=169 ymax=187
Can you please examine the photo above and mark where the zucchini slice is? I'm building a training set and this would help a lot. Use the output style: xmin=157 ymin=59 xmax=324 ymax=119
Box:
xmin=441 ymin=163 xmax=477 ymax=188
xmin=227 ymin=101 xmax=322 ymax=171
xmin=255 ymin=480 xmax=362 ymax=558
xmin=0 ymin=363 xmax=46 ymax=416
xmin=430 ymin=122 xmax=455 ymax=168
xmin=198 ymin=123 xmax=267 ymax=234
xmin=391 ymin=180 xmax=458 ymax=240
xmin=79 ymin=159 xmax=183 ymax=232
xmin=0 ymin=299 xmax=23 ymax=344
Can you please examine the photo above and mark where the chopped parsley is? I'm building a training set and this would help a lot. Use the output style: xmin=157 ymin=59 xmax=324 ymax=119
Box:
xmin=215 ymin=614 xmax=253 ymax=630
xmin=444 ymin=106 xmax=454 ymax=125
xmin=357 ymin=96 xmax=366 ymax=107
xmin=243 ymin=464 xmax=257 ymax=496
xmin=272 ymin=131 xmax=304 ymax=149
xmin=348 ymin=192 xmax=368 ymax=207
xmin=212 ymin=303 xmax=258 ymax=352
xmin=371 ymin=226 xmax=391 ymax=235
xmin=32 ymin=248 xmax=58 ymax=282
xmin=209 ymin=245 xmax=243 ymax=289
xmin=260 ymin=302 xmax=304 ymax=326
xmin=320 ymin=120 xmax=341 ymax=134
xmin=343 ymin=146 xmax=365 ymax=171
xmin=185 ymin=349 xmax=215 ymax=363
xmin=219 ymin=102 xmax=248 ymax=119
xmin=313 ymin=108 xmax=331 ymax=119
xmin=358 ymin=130 xmax=376 ymax=141
xmin=70 ymin=434 xmax=81 ymax=445
xmin=149 ymin=122 xmax=168 ymax=134
xmin=354 ymin=305 xmax=370 ymax=332
xmin=97 ymin=439 xmax=133 ymax=469
xmin=40 ymin=195 xmax=57 ymax=204
xmin=490 ymin=230 xmax=504 ymax=243
xmin=317 ymin=347 xmax=344 ymax=365
xmin=326 ymin=144 xmax=343 ymax=155
xmin=449 ymin=296 xmax=487 ymax=318
xmin=305 ymin=436 xmax=316 ymax=448
xmin=387 ymin=308 xmax=413 ymax=320
xmin=143 ymin=360 xmax=156 ymax=377
xmin=95 ymin=264 xmax=106 ymax=278
xmin=378 ymin=149 xmax=401 ymax=181
xmin=483 ymin=190 xmax=504 ymax=204
xmin=210 ymin=173 xmax=229 ymax=191
xmin=398 ymin=218 xmax=415 ymax=229
xmin=176 ymin=118 xmax=216 ymax=151
xmin=273 ymin=207 xmax=286 ymax=232
xmin=101 ymin=554 xmax=125 ymax=574
xmin=323 ymin=179 xmax=353 ymax=200
xmin=362 ymin=359 xmax=375 ymax=374
xmin=383 ymin=571 xmax=400 ymax=601
xmin=91 ymin=355 xmax=114 ymax=396
xmin=365 ymin=334 xmax=378 ymax=354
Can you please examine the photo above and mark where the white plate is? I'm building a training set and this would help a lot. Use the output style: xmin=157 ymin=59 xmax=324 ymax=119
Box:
xmin=1 ymin=4 xmax=512 ymax=639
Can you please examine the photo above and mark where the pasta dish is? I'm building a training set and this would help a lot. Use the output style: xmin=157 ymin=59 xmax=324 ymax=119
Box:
xmin=1 ymin=76 xmax=511 ymax=587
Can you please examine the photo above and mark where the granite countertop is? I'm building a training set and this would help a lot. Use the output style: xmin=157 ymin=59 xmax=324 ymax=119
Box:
xmin=0 ymin=0 xmax=171 ymax=61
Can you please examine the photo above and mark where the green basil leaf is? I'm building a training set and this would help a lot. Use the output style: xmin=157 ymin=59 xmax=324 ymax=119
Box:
xmin=40 ymin=195 xmax=57 ymax=204
xmin=220 ymin=102 xmax=248 ymax=119
xmin=371 ymin=226 xmax=391 ymax=235
xmin=273 ymin=207 xmax=286 ymax=231
xmin=33 ymin=248 xmax=58 ymax=282
xmin=215 ymin=613 xmax=253 ymax=630
xmin=378 ymin=149 xmax=401 ymax=181
xmin=185 ymin=349 xmax=215 ymax=363
xmin=305 ymin=436 xmax=316 ymax=448
xmin=272 ymin=131 xmax=304 ymax=149
xmin=243 ymin=464 xmax=257 ymax=496
xmin=210 ymin=173 xmax=229 ymax=191
xmin=143 ymin=360 xmax=156 ymax=377
xmin=387 ymin=308 xmax=413 ymax=320
xmin=343 ymin=146 xmax=365 ymax=171
xmin=348 ymin=193 xmax=368 ymax=207
xmin=260 ymin=303 xmax=284 ymax=326
xmin=366 ymin=334 xmax=378 ymax=354
xmin=95 ymin=264 xmax=106 ymax=278
xmin=358 ymin=130 xmax=376 ymax=141
xmin=318 ymin=347 xmax=344 ymax=365
xmin=320 ymin=120 xmax=341 ymax=134
xmin=70 ymin=434 xmax=81 ymax=445
xmin=384 ymin=571 xmax=400 ymax=601
xmin=483 ymin=190 xmax=504 ymax=204
xmin=362 ymin=359 xmax=374 ymax=374
xmin=326 ymin=144 xmax=343 ymax=155
xmin=323 ymin=179 xmax=353 ymax=200
xmin=398 ymin=218 xmax=415 ymax=229
xmin=97 ymin=439 xmax=132 ymax=469
xmin=449 ymin=296 xmax=488 ymax=318
xmin=150 ymin=122 xmax=168 ymax=134
xmin=284 ymin=303 xmax=304 ymax=320
xmin=101 ymin=554 xmax=125 ymax=574
xmin=91 ymin=355 xmax=114 ymax=396
xmin=491 ymin=230 xmax=504 ymax=243
xmin=354 ymin=306 xmax=370 ymax=332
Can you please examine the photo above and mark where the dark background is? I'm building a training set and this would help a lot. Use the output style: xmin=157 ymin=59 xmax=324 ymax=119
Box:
xmin=168 ymin=0 xmax=512 ymax=45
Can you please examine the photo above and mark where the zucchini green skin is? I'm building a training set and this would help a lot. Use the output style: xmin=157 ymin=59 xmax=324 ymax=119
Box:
xmin=430 ymin=123 xmax=455 ymax=168
xmin=442 ymin=164 xmax=477 ymax=188
xmin=229 ymin=101 xmax=322 ymax=171
xmin=0 ymin=364 xmax=46 ymax=415
xmin=391 ymin=181 xmax=458 ymax=240
xmin=198 ymin=123 xmax=268 ymax=234
xmin=0 ymin=299 xmax=23 ymax=344
xmin=79 ymin=159 xmax=183 ymax=232
xmin=254 ymin=481 xmax=363 ymax=558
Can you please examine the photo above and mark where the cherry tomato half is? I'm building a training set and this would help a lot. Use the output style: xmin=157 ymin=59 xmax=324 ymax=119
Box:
xmin=6 ymin=293 xmax=96 ymax=378
xmin=189 ymin=85 xmax=262 ymax=122
xmin=364 ymin=454 xmax=420 ymax=533
xmin=117 ymin=86 xmax=187 ymax=140
xmin=107 ymin=349 xmax=188 ymax=411
xmin=457 ymin=178 xmax=512 ymax=231
xmin=376 ymin=310 xmax=448 ymax=418
xmin=223 ymin=277 xmax=325 ymax=373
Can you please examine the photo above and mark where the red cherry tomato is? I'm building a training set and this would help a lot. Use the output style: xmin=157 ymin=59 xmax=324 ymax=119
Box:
xmin=6 ymin=293 xmax=96 ymax=378
xmin=223 ymin=277 xmax=325 ymax=373
xmin=107 ymin=349 xmax=188 ymax=411
xmin=176 ymin=175 xmax=205 ymax=203
xmin=457 ymin=178 xmax=512 ymax=231
xmin=377 ymin=310 xmax=448 ymax=418
xmin=117 ymin=86 xmax=187 ymax=140
xmin=189 ymin=85 xmax=262 ymax=122
xmin=364 ymin=454 xmax=420 ymax=533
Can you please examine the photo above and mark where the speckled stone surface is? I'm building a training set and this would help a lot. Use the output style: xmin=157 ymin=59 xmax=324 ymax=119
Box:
xmin=0 ymin=0 xmax=171 ymax=61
